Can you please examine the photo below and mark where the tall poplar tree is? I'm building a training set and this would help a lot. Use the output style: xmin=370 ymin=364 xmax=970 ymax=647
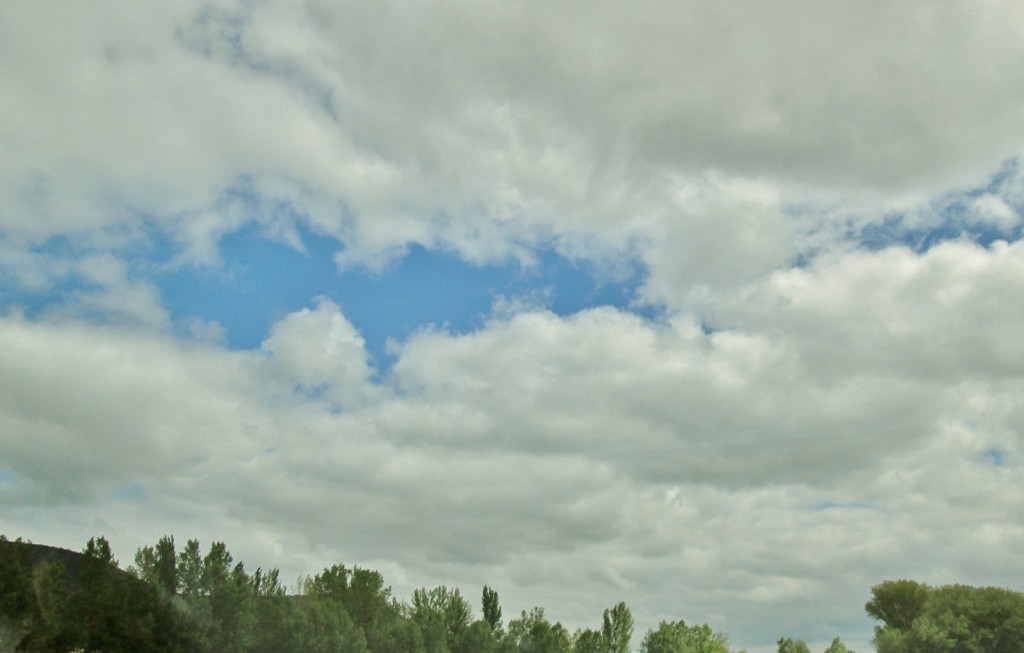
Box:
xmin=602 ymin=602 xmax=633 ymax=653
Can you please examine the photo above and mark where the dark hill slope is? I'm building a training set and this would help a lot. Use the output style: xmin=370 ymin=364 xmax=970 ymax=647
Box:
xmin=0 ymin=538 xmax=195 ymax=653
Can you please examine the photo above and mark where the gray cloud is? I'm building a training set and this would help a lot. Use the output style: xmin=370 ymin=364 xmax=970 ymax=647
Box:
xmin=4 ymin=2 xmax=1023 ymax=274
xmin=3 ymin=234 xmax=1023 ymax=649
xmin=3 ymin=2 xmax=1024 ymax=651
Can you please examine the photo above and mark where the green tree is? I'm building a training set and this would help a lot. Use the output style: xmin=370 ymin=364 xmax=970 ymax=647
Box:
xmin=864 ymin=580 xmax=930 ymax=633
xmin=410 ymin=585 xmax=473 ymax=653
xmin=483 ymin=585 xmax=503 ymax=632
xmin=304 ymin=562 xmax=402 ymax=653
xmin=776 ymin=637 xmax=810 ymax=653
xmin=306 ymin=563 xmax=351 ymax=601
xmin=201 ymin=541 xmax=233 ymax=595
xmin=298 ymin=598 xmax=371 ymax=653
xmin=927 ymin=584 xmax=1024 ymax=653
xmin=133 ymin=545 xmax=159 ymax=586
xmin=249 ymin=566 xmax=284 ymax=597
xmin=176 ymin=538 xmax=204 ymax=597
xmin=83 ymin=535 xmax=117 ymax=566
xmin=874 ymin=618 xmax=952 ymax=653
xmin=506 ymin=607 xmax=571 ymax=653
xmin=573 ymin=628 xmax=604 ymax=653
xmin=0 ymin=536 xmax=34 ymax=628
xmin=195 ymin=543 xmax=255 ymax=653
xmin=640 ymin=619 xmax=730 ymax=653
xmin=348 ymin=566 xmax=393 ymax=634
xmin=25 ymin=560 xmax=78 ymax=652
xmin=822 ymin=636 xmax=854 ymax=653
xmin=869 ymin=582 xmax=1024 ymax=653
xmin=154 ymin=535 xmax=177 ymax=594
xmin=602 ymin=602 xmax=633 ymax=653
xmin=76 ymin=535 xmax=147 ymax=652
xmin=459 ymin=619 xmax=501 ymax=653
xmin=367 ymin=611 xmax=427 ymax=653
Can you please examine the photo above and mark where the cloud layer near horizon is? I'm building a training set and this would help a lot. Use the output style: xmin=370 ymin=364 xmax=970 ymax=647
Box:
xmin=2 ymin=2 xmax=1024 ymax=651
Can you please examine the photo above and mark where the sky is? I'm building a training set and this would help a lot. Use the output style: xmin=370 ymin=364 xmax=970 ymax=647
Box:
xmin=2 ymin=2 xmax=1024 ymax=651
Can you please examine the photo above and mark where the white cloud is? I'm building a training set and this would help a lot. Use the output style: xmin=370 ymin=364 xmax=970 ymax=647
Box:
xmin=971 ymin=194 xmax=1020 ymax=232
xmin=719 ymin=239 xmax=1024 ymax=382
xmin=4 ymin=1 xmax=1024 ymax=277
xmin=0 ymin=316 xmax=271 ymax=500
xmin=260 ymin=297 xmax=379 ymax=407
xmin=3 ymin=2 xmax=1024 ymax=650
xmin=1 ymin=261 xmax=1023 ymax=648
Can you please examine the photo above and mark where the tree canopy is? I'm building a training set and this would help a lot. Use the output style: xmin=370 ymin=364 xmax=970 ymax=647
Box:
xmin=867 ymin=579 xmax=1024 ymax=653
xmin=5 ymin=533 xmax=1024 ymax=653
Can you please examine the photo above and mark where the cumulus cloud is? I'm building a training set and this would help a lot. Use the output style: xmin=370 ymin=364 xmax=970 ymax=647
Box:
xmin=719 ymin=239 xmax=1024 ymax=382
xmin=4 ymin=1 xmax=1024 ymax=274
xmin=2 ymin=252 xmax=1023 ymax=647
xmin=0 ymin=316 xmax=270 ymax=501
xmin=260 ymin=297 xmax=379 ymax=406
xmin=4 ymin=2 xmax=1024 ymax=650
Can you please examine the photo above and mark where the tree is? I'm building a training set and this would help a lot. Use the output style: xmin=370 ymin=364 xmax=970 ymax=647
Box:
xmin=868 ymin=582 xmax=1024 ymax=653
xmin=411 ymin=585 xmax=473 ymax=653
xmin=572 ymin=628 xmax=604 ymax=653
xmin=776 ymin=637 xmax=810 ymax=653
xmin=506 ymin=607 xmax=571 ymax=653
xmin=483 ymin=585 xmax=503 ymax=632
xmin=348 ymin=566 xmax=393 ymax=634
xmin=306 ymin=563 xmax=351 ymax=601
xmin=154 ymin=535 xmax=177 ymax=594
xmin=864 ymin=580 xmax=930 ymax=633
xmin=83 ymin=535 xmax=117 ymax=566
xmin=0 ymin=536 xmax=34 ymax=625
xmin=132 ymin=545 xmax=159 ymax=586
xmin=367 ymin=611 xmax=427 ymax=653
xmin=201 ymin=541 xmax=233 ymax=595
xmin=602 ymin=602 xmax=633 ymax=653
xmin=25 ymin=560 xmax=78 ymax=652
xmin=176 ymin=538 xmax=204 ymax=597
xmin=191 ymin=542 xmax=256 ymax=653
xmin=459 ymin=619 xmax=501 ymax=653
xmin=640 ymin=619 xmax=730 ymax=653
xmin=298 ymin=597 xmax=371 ymax=653
xmin=822 ymin=636 xmax=854 ymax=653
xmin=248 ymin=595 xmax=304 ymax=653
xmin=927 ymin=584 xmax=1024 ymax=653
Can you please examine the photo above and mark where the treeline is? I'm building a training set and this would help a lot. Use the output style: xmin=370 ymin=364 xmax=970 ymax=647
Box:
xmin=3 ymin=534 xmax=746 ymax=653
xmin=3 ymin=535 xmax=1024 ymax=653
xmin=865 ymin=579 xmax=1024 ymax=653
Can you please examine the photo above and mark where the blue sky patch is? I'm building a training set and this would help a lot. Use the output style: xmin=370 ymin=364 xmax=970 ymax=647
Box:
xmin=2 ymin=217 xmax=652 ymax=367
xmin=982 ymin=448 xmax=1007 ymax=467
xmin=159 ymin=223 xmax=650 ymax=364
xmin=857 ymin=159 xmax=1023 ymax=253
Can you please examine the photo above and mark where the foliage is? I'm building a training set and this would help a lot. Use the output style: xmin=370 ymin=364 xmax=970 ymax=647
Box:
xmin=8 ymin=533 xmax=1024 ymax=653
xmin=868 ymin=580 xmax=1024 ymax=653
xmin=572 ymin=628 xmax=603 ymax=653
xmin=483 ymin=585 xmax=503 ymax=632
xmin=0 ymin=535 xmax=199 ymax=653
xmin=864 ymin=579 xmax=930 ymax=633
xmin=506 ymin=607 xmax=572 ymax=653
xmin=776 ymin=637 xmax=810 ymax=653
xmin=602 ymin=602 xmax=634 ymax=653
xmin=176 ymin=538 xmax=204 ymax=597
xmin=641 ymin=619 xmax=731 ymax=653
xmin=409 ymin=585 xmax=473 ymax=653
xmin=822 ymin=636 xmax=854 ymax=653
